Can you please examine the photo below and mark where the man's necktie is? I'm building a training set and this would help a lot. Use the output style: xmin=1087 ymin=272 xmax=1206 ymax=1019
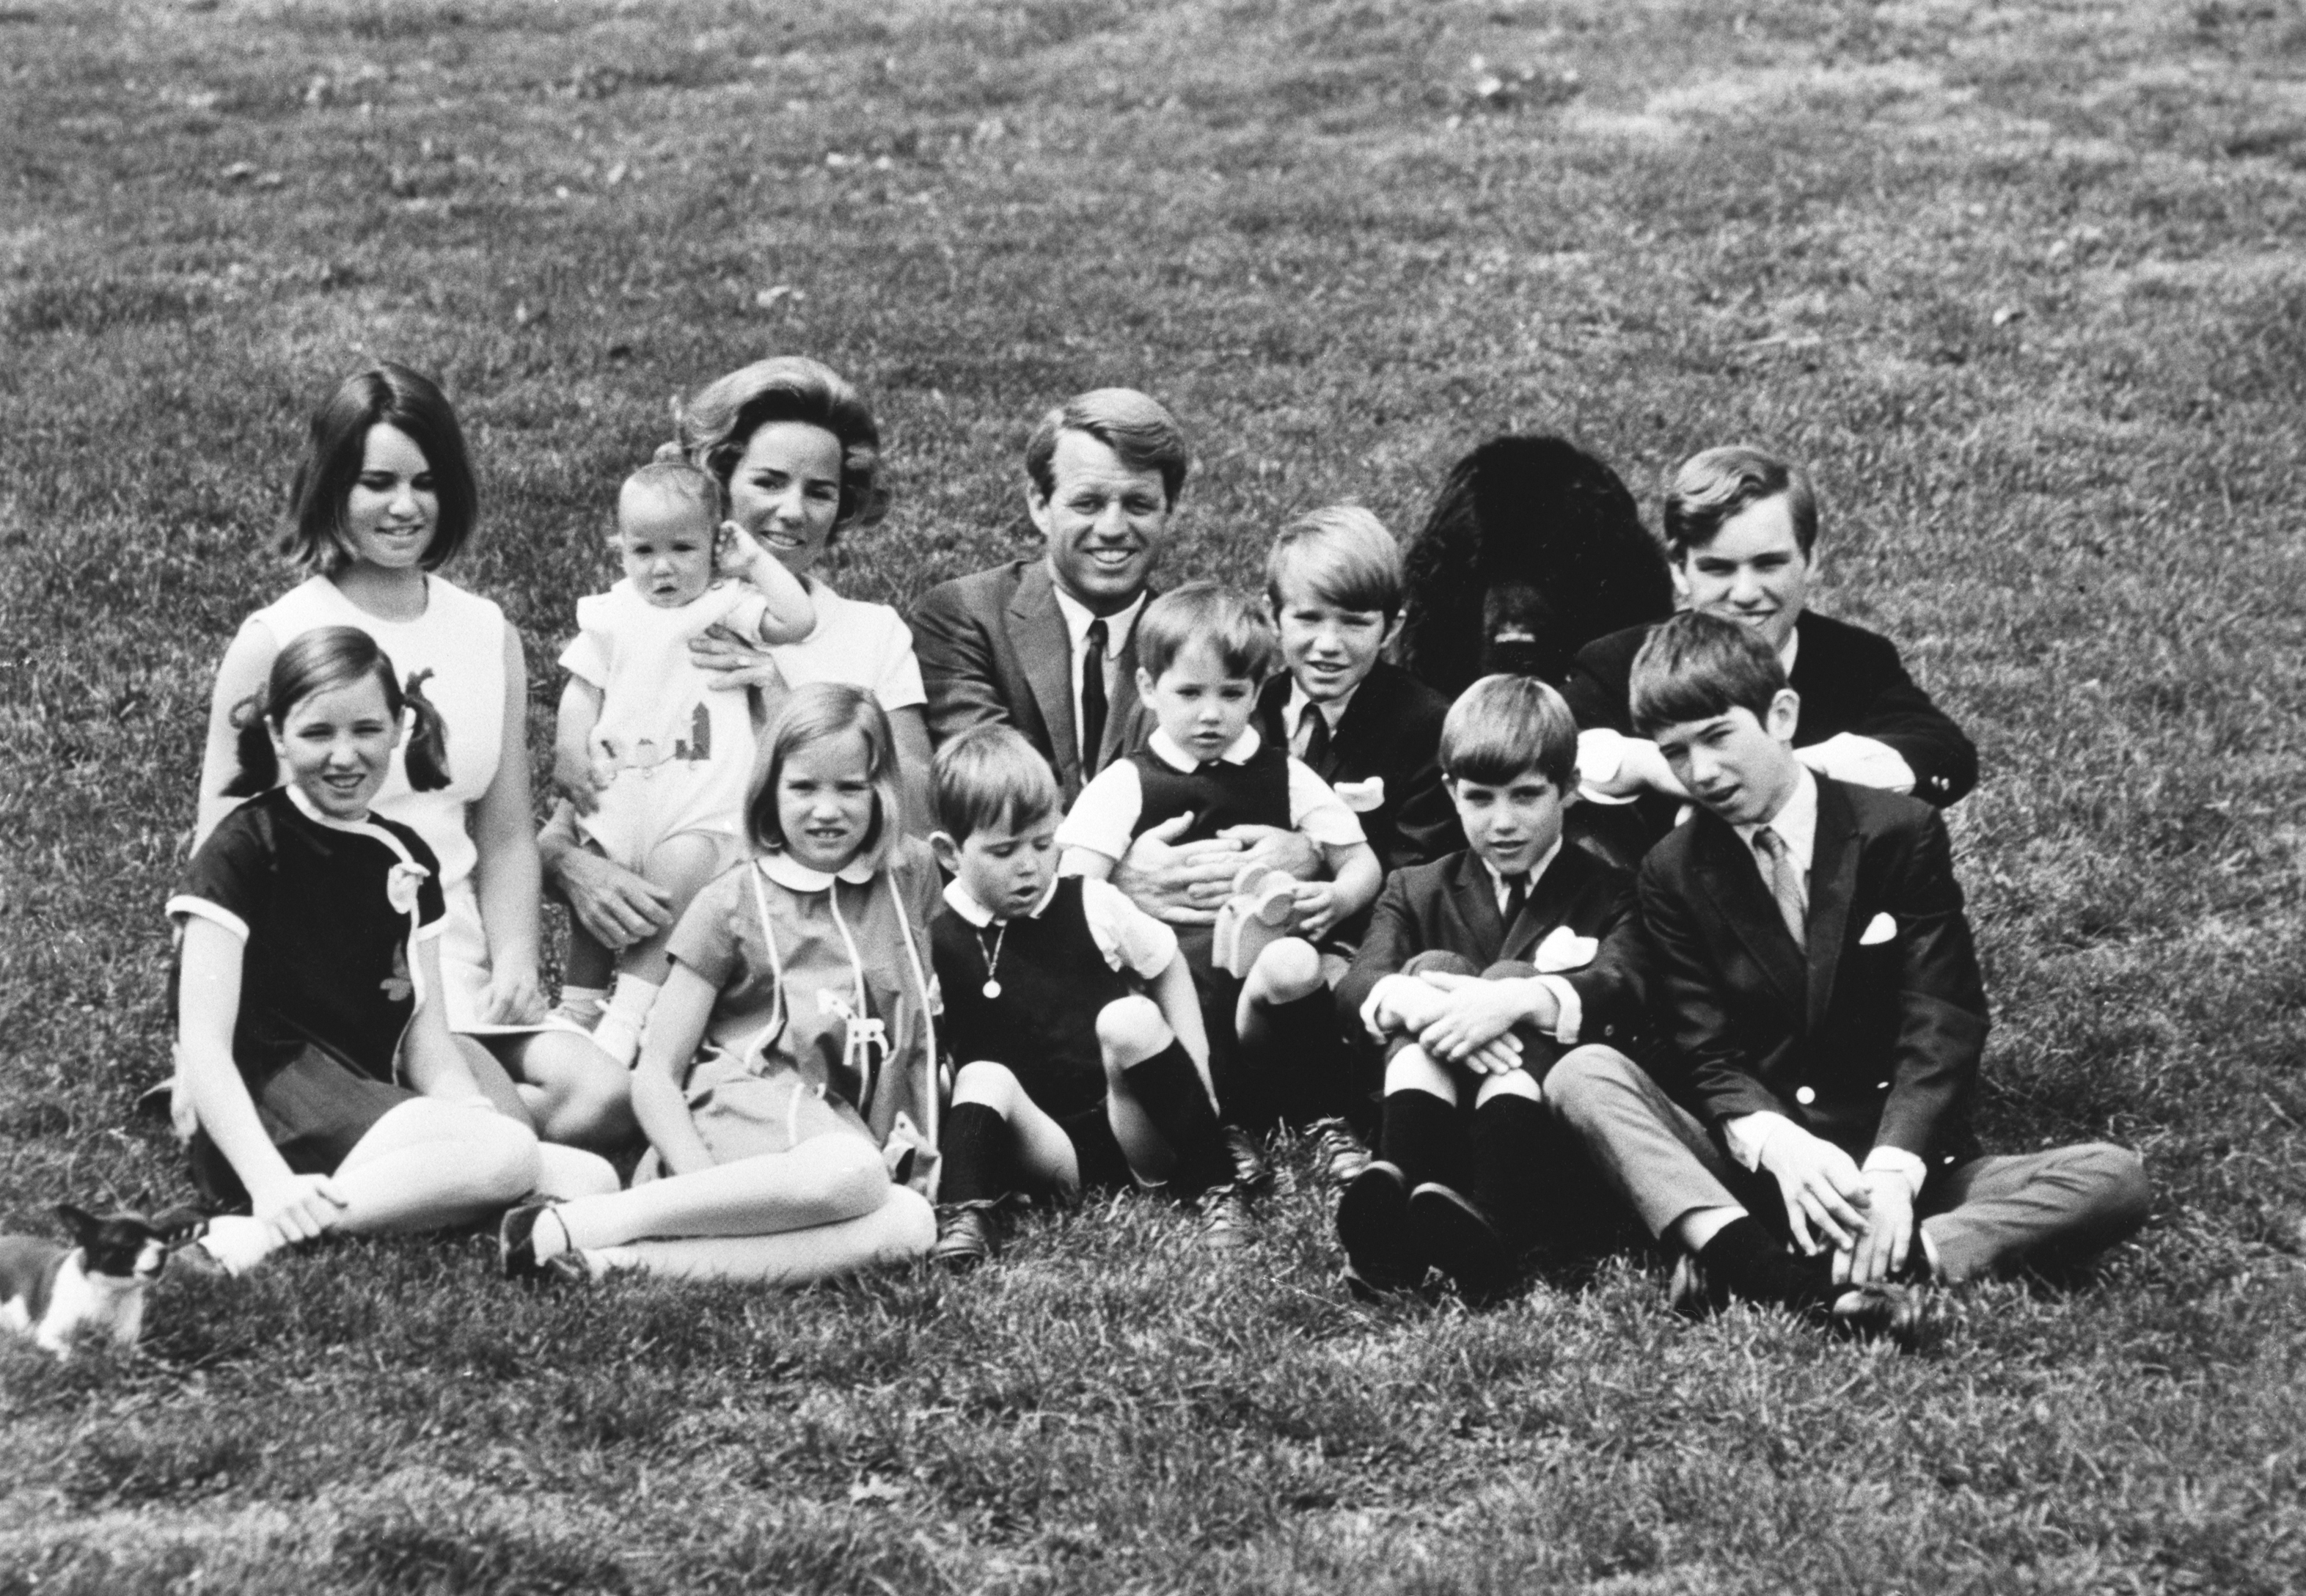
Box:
xmin=1080 ymin=618 xmax=1108 ymax=775
xmin=1501 ymin=871 xmax=1530 ymax=929
xmin=1297 ymin=703 xmax=1330 ymax=768
xmin=1753 ymin=826 xmax=1807 ymax=948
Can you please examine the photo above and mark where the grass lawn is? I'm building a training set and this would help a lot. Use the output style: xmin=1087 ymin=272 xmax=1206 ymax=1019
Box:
xmin=7 ymin=0 xmax=2306 ymax=1589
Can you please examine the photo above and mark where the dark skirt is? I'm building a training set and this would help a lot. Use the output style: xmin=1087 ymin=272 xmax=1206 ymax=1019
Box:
xmin=189 ymin=1042 xmax=417 ymax=1209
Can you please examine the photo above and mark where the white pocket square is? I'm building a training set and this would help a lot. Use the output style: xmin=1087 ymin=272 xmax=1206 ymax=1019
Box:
xmin=1332 ymin=775 xmax=1385 ymax=814
xmin=1533 ymin=924 xmax=1598 ymax=973
xmin=1859 ymin=912 xmax=1898 ymax=945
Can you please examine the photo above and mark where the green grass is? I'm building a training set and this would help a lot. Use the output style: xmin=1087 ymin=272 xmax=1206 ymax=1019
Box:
xmin=7 ymin=0 xmax=2306 ymax=1589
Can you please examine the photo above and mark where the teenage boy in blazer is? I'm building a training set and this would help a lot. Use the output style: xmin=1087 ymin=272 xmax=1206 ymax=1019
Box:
xmin=1545 ymin=612 xmax=2148 ymax=1331
xmin=1563 ymin=446 xmax=1976 ymax=865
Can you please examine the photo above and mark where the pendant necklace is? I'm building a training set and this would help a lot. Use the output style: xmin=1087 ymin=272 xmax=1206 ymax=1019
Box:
xmin=976 ymin=922 xmax=1009 ymax=1000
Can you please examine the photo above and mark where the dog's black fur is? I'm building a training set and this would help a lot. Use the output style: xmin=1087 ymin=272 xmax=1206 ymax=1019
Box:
xmin=1399 ymin=435 xmax=1672 ymax=698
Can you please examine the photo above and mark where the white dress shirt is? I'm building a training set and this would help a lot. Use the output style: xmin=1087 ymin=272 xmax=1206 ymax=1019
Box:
xmin=1047 ymin=576 xmax=1146 ymax=765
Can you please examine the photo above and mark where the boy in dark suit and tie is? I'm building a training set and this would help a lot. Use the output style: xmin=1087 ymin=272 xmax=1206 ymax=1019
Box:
xmin=1331 ymin=675 xmax=1655 ymax=1296
xmin=1255 ymin=505 xmax=1460 ymax=885
xmin=1547 ymin=612 xmax=2148 ymax=1331
xmin=1562 ymin=446 xmax=1977 ymax=865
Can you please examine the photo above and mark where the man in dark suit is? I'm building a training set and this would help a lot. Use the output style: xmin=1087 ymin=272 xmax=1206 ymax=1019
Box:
xmin=912 ymin=389 xmax=1319 ymax=923
xmin=1546 ymin=614 xmax=2147 ymax=1330
xmin=1561 ymin=445 xmax=1976 ymax=864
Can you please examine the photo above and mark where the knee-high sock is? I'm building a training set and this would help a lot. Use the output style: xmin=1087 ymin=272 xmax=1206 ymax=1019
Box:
xmin=1379 ymin=1088 xmax=1463 ymax=1193
xmin=1124 ymin=1041 xmax=1226 ymax=1187
xmin=1246 ymin=989 xmax=1344 ymax=1127
xmin=938 ymin=1102 xmax=1014 ymax=1207
xmin=1469 ymin=1092 xmax=1548 ymax=1240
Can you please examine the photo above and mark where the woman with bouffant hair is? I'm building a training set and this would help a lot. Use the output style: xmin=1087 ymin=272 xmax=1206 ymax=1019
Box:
xmin=543 ymin=357 xmax=934 ymax=976
xmin=193 ymin=364 xmax=632 ymax=1182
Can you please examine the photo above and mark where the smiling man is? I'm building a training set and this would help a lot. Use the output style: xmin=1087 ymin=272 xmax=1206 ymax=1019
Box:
xmin=1562 ymin=446 xmax=1977 ymax=862
xmin=912 ymin=389 xmax=1183 ymax=804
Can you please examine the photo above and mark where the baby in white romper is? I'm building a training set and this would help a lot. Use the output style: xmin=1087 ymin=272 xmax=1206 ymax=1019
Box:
xmin=553 ymin=459 xmax=817 ymax=1064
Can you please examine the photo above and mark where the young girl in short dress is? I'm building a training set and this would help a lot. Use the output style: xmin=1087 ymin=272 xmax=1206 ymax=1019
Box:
xmin=175 ymin=627 xmax=542 ymax=1274
xmin=501 ymin=683 xmax=939 ymax=1283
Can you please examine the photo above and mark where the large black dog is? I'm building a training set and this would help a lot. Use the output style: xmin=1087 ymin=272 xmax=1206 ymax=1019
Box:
xmin=1398 ymin=435 xmax=1672 ymax=699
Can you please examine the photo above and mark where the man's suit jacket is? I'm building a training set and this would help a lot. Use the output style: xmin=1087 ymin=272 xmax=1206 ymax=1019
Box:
xmin=910 ymin=559 xmax=1157 ymax=805
xmin=1562 ymin=610 xmax=1979 ymax=808
xmin=1639 ymin=777 xmax=1988 ymax=1169
xmin=1336 ymin=842 xmax=1655 ymax=1078
xmin=1253 ymin=661 xmax=1461 ymax=877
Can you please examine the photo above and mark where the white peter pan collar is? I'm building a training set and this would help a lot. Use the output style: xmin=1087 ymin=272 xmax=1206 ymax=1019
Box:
xmin=1146 ymin=725 xmax=1262 ymax=772
xmin=941 ymin=875 xmax=1062 ymax=928
xmin=756 ymin=849 xmax=879 ymax=891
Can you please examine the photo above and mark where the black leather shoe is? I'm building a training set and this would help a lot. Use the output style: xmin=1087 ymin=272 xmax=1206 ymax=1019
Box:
xmin=1410 ymin=1182 xmax=1512 ymax=1297
xmin=1336 ymin=1161 xmax=1416 ymax=1290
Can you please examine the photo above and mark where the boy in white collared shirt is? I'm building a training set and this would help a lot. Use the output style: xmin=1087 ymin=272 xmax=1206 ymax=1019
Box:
xmin=927 ymin=725 xmax=1229 ymax=1268
xmin=1058 ymin=583 xmax=1381 ymax=1165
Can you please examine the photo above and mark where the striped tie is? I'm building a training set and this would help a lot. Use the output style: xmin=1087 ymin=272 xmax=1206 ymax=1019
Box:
xmin=1752 ymin=826 xmax=1807 ymax=949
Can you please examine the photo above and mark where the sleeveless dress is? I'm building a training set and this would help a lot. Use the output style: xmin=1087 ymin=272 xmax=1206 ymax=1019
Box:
xmin=244 ymin=575 xmax=516 ymax=1034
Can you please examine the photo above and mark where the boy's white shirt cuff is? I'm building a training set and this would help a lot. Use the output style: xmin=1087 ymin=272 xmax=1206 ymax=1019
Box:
xmin=1534 ymin=975 xmax=1582 ymax=1043
xmin=1575 ymin=728 xmax=1639 ymax=805
xmin=1862 ymin=1145 xmax=1928 ymax=1202
xmin=1724 ymin=1110 xmax=1801 ymax=1172
xmin=1793 ymin=733 xmax=1916 ymax=795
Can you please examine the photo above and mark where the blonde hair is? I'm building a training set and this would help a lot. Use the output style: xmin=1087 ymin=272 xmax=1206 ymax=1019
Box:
xmin=1265 ymin=503 xmax=1404 ymax=618
xmin=665 ymin=356 xmax=887 ymax=535
xmin=744 ymin=683 xmax=904 ymax=874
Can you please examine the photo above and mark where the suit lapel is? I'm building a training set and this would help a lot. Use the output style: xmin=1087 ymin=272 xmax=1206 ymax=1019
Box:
xmin=1804 ymin=778 xmax=1859 ymax=1039
xmin=1009 ymin=561 xmax=1080 ymax=791
xmin=1694 ymin=818 xmax=1807 ymax=1014
xmin=1447 ymin=852 xmax=1508 ymax=960
xmin=1099 ymin=593 xmax=1153 ymax=771
xmin=1499 ymin=845 xmax=1578 ymax=962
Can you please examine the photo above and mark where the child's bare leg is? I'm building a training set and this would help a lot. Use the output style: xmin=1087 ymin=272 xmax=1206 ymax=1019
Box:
xmin=593 ymin=832 xmax=731 ymax=1064
xmin=588 ymin=1187 xmax=934 ymax=1284
xmin=948 ymin=1061 xmax=1080 ymax=1199
xmin=1234 ymin=936 xmax=1323 ymax=1042
xmin=552 ymin=1135 xmax=887 ymax=1248
xmin=1100 ymin=995 xmax=1221 ymax=1185
xmin=329 ymin=1099 xmax=542 ymax=1233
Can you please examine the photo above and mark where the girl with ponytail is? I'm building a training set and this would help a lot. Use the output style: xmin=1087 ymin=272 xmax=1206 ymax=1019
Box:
xmin=172 ymin=628 xmax=544 ymax=1275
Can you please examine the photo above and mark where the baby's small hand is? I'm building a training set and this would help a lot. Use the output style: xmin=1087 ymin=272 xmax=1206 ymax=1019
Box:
xmin=719 ymin=521 xmax=773 ymax=580
xmin=1292 ymin=880 xmax=1341 ymax=940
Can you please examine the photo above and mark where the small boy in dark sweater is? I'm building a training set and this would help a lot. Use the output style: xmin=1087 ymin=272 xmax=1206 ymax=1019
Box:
xmin=929 ymin=725 xmax=1228 ymax=1270
xmin=1332 ymin=674 xmax=1655 ymax=1297
xmin=1056 ymin=582 xmax=1382 ymax=1151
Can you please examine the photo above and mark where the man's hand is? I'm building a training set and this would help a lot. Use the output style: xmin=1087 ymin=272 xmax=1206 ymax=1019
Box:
xmin=1113 ymin=813 xmax=1242 ymax=926
xmin=689 ymin=621 xmax=788 ymax=692
xmin=553 ymin=746 xmax=607 ymax=816
xmin=1413 ymin=978 xmax=1534 ymax=1071
xmin=552 ymin=845 xmax=676 ymax=951
xmin=1756 ymin=1123 xmax=1870 ymax=1254
xmin=249 ymin=1174 xmax=346 ymax=1244
xmin=1216 ymin=824 xmax=1321 ymax=880
xmin=1834 ymin=1169 xmax=1915 ymax=1286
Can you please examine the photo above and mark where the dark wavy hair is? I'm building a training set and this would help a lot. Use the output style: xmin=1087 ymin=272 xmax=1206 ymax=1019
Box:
xmin=1628 ymin=611 xmax=1790 ymax=737
xmin=282 ymin=364 xmax=477 ymax=576
xmin=1399 ymin=435 xmax=1669 ymax=696
xmin=224 ymin=626 xmax=450 ymax=797
xmin=666 ymin=356 xmax=888 ymax=538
